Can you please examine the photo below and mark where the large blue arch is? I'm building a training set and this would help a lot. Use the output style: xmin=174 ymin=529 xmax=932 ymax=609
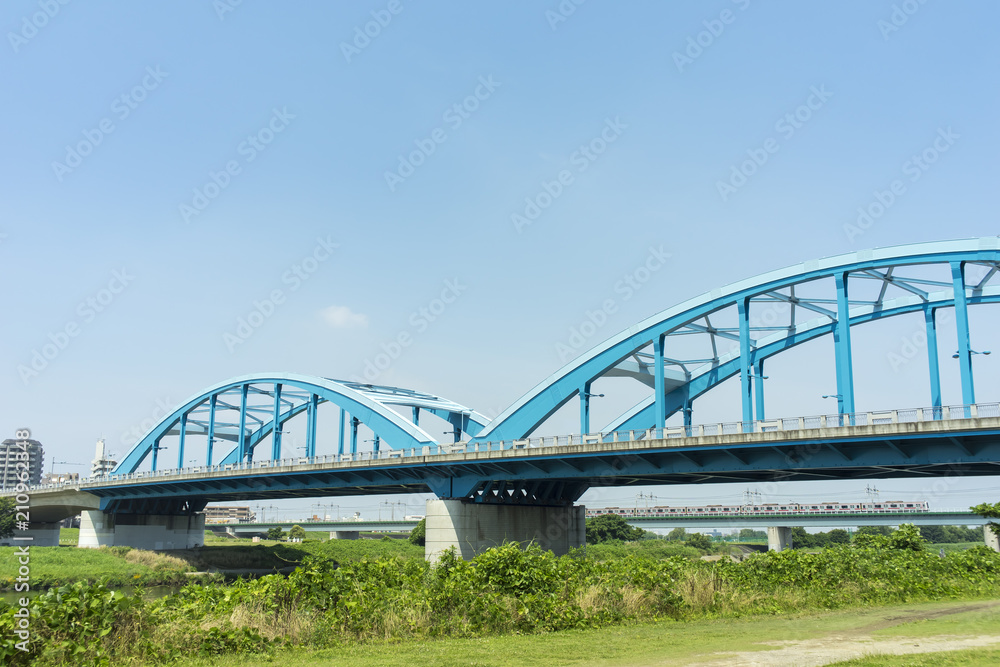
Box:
xmin=607 ymin=287 xmax=1000 ymax=433
xmin=471 ymin=238 xmax=1000 ymax=443
xmin=113 ymin=374 xmax=487 ymax=474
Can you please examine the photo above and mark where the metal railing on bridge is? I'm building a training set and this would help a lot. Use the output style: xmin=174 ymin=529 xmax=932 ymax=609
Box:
xmin=23 ymin=402 xmax=1000 ymax=490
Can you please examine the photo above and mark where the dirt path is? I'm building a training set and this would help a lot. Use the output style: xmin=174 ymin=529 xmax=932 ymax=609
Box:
xmin=693 ymin=634 xmax=1000 ymax=666
xmin=690 ymin=601 xmax=1000 ymax=666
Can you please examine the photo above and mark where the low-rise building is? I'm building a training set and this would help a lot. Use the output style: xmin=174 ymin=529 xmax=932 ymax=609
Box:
xmin=204 ymin=506 xmax=256 ymax=523
xmin=42 ymin=472 xmax=79 ymax=485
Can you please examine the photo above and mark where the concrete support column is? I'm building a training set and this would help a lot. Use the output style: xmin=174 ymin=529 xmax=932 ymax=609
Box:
xmin=330 ymin=530 xmax=360 ymax=540
xmin=425 ymin=498 xmax=585 ymax=562
xmin=767 ymin=526 xmax=792 ymax=552
xmin=79 ymin=510 xmax=115 ymax=548
xmin=79 ymin=510 xmax=205 ymax=550
xmin=984 ymin=525 xmax=1000 ymax=552
xmin=0 ymin=523 xmax=61 ymax=547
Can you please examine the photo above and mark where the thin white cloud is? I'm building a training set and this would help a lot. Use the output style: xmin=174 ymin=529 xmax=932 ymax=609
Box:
xmin=320 ymin=305 xmax=368 ymax=329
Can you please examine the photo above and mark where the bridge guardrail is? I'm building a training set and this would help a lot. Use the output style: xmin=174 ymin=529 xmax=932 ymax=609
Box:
xmin=17 ymin=402 xmax=999 ymax=491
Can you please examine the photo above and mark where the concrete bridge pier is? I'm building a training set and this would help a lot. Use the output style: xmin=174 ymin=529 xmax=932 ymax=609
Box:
xmin=0 ymin=523 xmax=61 ymax=547
xmin=79 ymin=510 xmax=205 ymax=550
xmin=424 ymin=498 xmax=585 ymax=562
xmin=984 ymin=525 xmax=1000 ymax=551
xmin=330 ymin=530 xmax=360 ymax=540
xmin=767 ymin=526 xmax=793 ymax=551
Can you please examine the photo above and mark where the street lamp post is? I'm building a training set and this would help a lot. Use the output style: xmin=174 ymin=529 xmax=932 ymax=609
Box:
xmin=952 ymin=350 xmax=990 ymax=416
xmin=581 ymin=391 xmax=604 ymax=435
xmin=952 ymin=349 xmax=991 ymax=359
xmin=822 ymin=394 xmax=845 ymax=425
xmin=747 ymin=372 xmax=768 ymax=422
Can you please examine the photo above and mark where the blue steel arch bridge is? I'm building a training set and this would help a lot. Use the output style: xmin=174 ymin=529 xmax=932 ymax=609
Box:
xmin=12 ymin=238 xmax=1000 ymax=555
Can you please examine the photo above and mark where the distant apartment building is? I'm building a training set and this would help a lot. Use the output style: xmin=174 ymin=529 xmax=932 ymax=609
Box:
xmin=91 ymin=439 xmax=118 ymax=478
xmin=204 ymin=506 xmax=256 ymax=523
xmin=0 ymin=435 xmax=44 ymax=489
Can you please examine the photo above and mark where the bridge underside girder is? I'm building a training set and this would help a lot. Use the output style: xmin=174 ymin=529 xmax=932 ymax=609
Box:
xmin=85 ymin=426 xmax=1000 ymax=508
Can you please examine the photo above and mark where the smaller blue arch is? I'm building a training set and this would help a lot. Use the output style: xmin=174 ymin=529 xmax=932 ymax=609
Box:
xmin=112 ymin=374 xmax=479 ymax=474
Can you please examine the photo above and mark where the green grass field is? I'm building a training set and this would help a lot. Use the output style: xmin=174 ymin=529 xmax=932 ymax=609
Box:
xmin=166 ymin=599 xmax=1000 ymax=667
xmin=830 ymin=651 xmax=1000 ymax=665
xmin=167 ymin=537 xmax=422 ymax=571
xmin=0 ymin=545 xmax=199 ymax=591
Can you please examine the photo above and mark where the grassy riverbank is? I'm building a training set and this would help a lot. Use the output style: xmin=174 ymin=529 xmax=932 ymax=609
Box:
xmin=4 ymin=525 xmax=1000 ymax=665
xmin=0 ymin=546 xmax=202 ymax=591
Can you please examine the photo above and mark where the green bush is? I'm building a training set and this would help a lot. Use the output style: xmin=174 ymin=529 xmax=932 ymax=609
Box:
xmin=712 ymin=526 xmax=999 ymax=610
xmin=586 ymin=514 xmax=646 ymax=543
xmin=409 ymin=518 xmax=426 ymax=546
xmin=587 ymin=539 xmax=701 ymax=561
xmin=0 ymin=498 xmax=14 ymax=540
xmin=0 ymin=581 xmax=148 ymax=666
xmin=684 ymin=533 xmax=713 ymax=552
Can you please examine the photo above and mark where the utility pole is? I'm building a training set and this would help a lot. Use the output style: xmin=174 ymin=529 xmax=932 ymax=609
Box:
xmin=635 ymin=492 xmax=656 ymax=511
xmin=379 ymin=501 xmax=406 ymax=520
xmin=311 ymin=503 xmax=339 ymax=520
xmin=742 ymin=488 xmax=761 ymax=507
xmin=865 ymin=485 xmax=880 ymax=511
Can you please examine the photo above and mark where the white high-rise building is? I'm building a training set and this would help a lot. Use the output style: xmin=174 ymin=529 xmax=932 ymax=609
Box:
xmin=90 ymin=439 xmax=118 ymax=478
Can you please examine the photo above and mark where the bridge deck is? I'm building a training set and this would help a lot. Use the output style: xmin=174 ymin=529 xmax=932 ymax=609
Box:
xmin=9 ymin=414 xmax=999 ymax=510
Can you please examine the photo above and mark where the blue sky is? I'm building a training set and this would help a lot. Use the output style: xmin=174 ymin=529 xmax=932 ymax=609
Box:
xmin=3 ymin=1 xmax=999 ymax=523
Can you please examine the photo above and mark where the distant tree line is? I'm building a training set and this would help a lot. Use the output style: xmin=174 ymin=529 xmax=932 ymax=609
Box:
xmin=737 ymin=529 xmax=767 ymax=542
xmin=788 ymin=525 xmax=982 ymax=548
xmin=790 ymin=527 xmax=851 ymax=548
xmin=915 ymin=525 xmax=983 ymax=544
xmin=586 ymin=514 xmax=651 ymax=543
